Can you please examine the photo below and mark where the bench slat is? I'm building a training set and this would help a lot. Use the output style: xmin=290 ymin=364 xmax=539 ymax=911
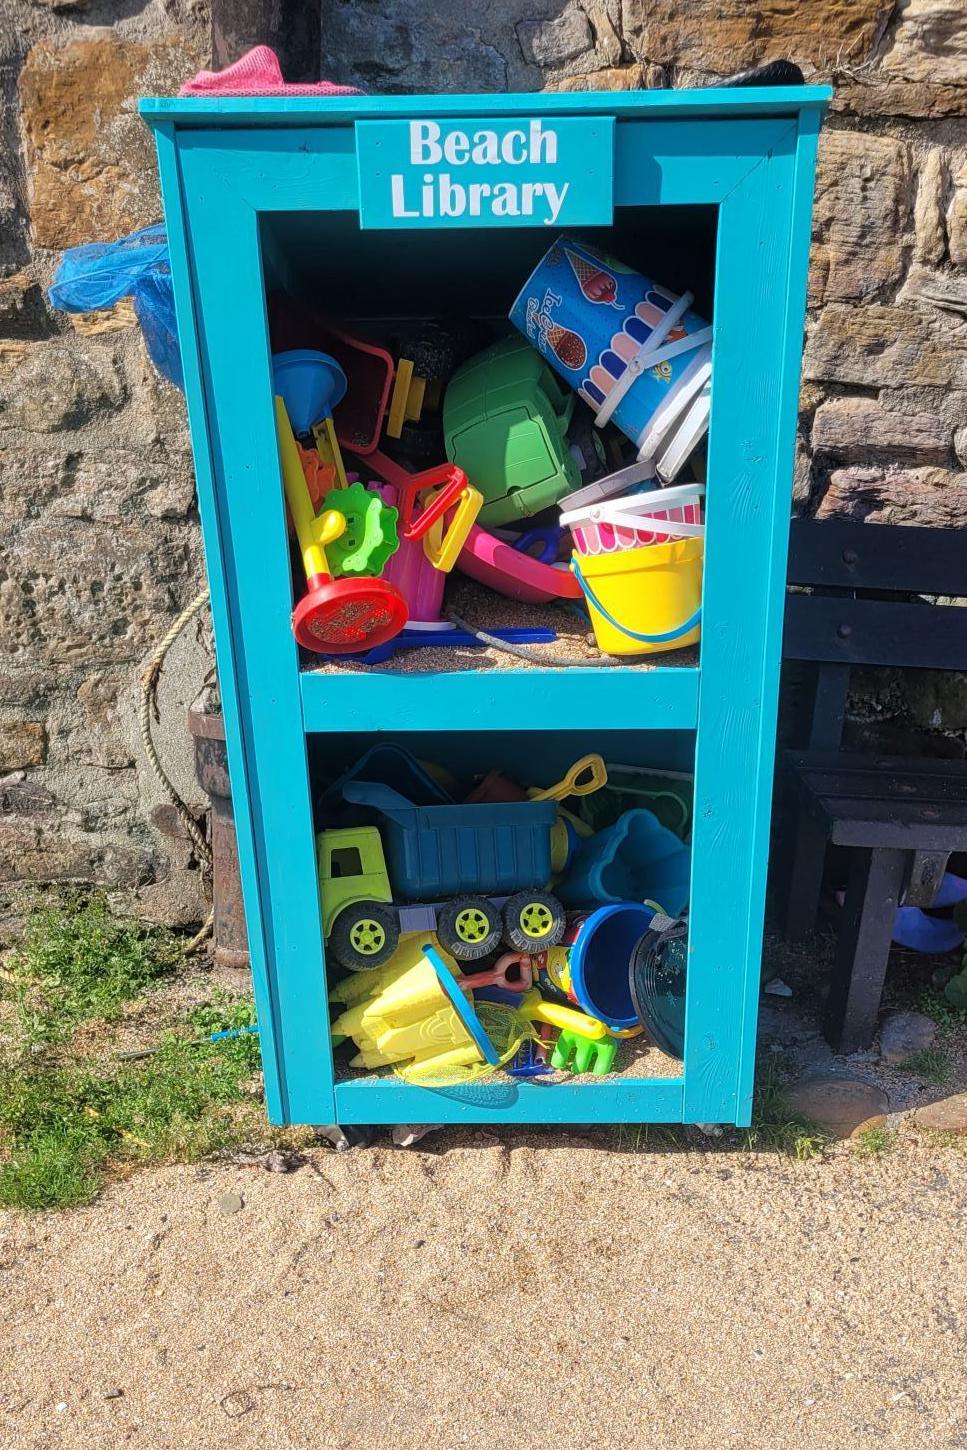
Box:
xmin=784 ymin=594 xmax=967 ymax=669
xmin=787 ymin=749 xmax=967 ymax=783
xmin=821 ymin=801 xmax=967 ymax=849
xmin=788 ymin=518 xmax=967 ymax=596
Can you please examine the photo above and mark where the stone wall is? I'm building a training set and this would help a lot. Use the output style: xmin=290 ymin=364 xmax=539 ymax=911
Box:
xmin=1 ymin=0 xmax=965 ymax=929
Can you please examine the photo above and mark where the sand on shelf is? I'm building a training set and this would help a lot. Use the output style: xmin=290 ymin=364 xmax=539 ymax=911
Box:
xmin=304 ymin=578 xmax=699 ymax=676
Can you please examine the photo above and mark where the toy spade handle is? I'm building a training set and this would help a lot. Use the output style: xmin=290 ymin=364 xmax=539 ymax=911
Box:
xmin=459 ymin=952 xmax=533 ymax=995
xmin=529 ymin=753 xmax=608 ymax=802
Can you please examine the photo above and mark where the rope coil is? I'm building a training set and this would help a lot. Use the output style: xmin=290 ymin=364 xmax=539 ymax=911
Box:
xmin=138 ymin=587 xmax=214 ymax=954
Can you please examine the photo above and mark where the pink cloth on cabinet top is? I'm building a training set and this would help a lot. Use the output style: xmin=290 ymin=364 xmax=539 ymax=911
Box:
xmin=178 ymin=45 xmax=364 ymax=97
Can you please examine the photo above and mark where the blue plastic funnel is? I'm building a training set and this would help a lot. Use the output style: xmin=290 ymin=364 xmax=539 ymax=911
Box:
xmin=272 ymin=349 xmax=348 ymax=435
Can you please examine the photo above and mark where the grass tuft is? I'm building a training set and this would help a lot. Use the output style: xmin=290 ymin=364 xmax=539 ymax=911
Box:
xmin=854 ymin=1126 xmax=897 ymax=1158
xmin=0 ymin=896 xmax=264 ymax=1212
xmin=613 ymin=1063 xmax=828 ymax=1161
xmin=917 ymin=987 xmax=967 ymax=1032
xmin=8 ymin=894 xmax=181 ymax=1047
xmin=901 ymin=1046 xmax=952 ymax=1085
xmin=737 ymin=1063 xmax=828 ymax=1161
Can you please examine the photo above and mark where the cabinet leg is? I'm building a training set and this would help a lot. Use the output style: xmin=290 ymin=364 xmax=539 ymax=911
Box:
xmin=823 ymin=847 xmax=907 ymax=1054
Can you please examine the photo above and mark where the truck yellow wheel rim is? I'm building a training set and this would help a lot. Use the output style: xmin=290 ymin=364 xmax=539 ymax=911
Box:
xmin=455 ymin=908 xmax=490 ymax=943
xmin=519 ymin=902 xmax=554 ymax=938
xmin=350 ymin=919 xmax=387 ymax=955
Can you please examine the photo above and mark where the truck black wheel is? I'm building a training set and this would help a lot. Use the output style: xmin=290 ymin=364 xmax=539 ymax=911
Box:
xmin=437 ymin=896 xmax=502 ymax=962
xmin=502 ymin=891 xmax=566 ymax=954
xmin=328 ymin=902 xmax=399 ymax=971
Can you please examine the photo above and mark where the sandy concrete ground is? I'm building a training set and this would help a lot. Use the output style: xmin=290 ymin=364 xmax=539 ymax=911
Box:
xmin=1 ymin=1132 xmax=964 ymax=1450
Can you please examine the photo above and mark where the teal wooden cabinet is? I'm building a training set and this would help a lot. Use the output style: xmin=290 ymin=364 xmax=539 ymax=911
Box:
xmin=142 ymin=85 xmax=829 ymax=1129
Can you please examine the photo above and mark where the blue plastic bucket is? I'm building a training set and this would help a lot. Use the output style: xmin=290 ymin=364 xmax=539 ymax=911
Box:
xmin=509 ymin=237 xmax=712 ymax=466
xmin=569 ymin=902 xmax=656 ymax=1031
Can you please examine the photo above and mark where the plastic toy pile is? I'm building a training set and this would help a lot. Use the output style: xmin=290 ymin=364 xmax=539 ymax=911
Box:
xmin=269 ymin=233 xmax=710 ymax=663
xmin=318 ymin=744 xmax=692 ymax=1086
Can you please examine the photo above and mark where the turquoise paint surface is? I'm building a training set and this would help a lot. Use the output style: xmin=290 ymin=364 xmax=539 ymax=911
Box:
xmin=144 ymin=88 xmax=829 ymax=1128
xmin=356 ymin=116 xmax=614 ymax=229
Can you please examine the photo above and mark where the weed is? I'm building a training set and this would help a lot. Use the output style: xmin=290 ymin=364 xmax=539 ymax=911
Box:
xmin=0 ymin=895 xmax=264 ymax=1212
xmin=0 ymin=1006 xmax=262 ymax=1212
xmin=902 ymin=1047 xmax=952 ymax=1085
xmin=917 ymin=988 xmax=967 ymax=1033
xmin=7 ymin=894 xmax=180 ymax=1047
xmin=613 ymin=1122 xmax=687 ymax=1152
xmin=738 ymin=1063 xmax=828 ymax=1161
xmin=854 ymin=1126 xmax=896 ymax=1158
xmin=613 ymin=1064 xmax=828 ymax=1160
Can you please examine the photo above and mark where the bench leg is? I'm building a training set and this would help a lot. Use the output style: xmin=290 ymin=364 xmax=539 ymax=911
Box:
xmin=823 ymin=847 xmax=907 ymax=1054
xmin=781 ymin=804 xmax=829 ymax=942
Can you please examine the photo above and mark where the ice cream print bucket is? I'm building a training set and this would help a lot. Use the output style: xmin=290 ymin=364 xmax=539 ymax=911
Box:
xmin=561 ymin=482 xmax=704 ymax=557
xmin=509 ymin=236 xmax=713 ymax=474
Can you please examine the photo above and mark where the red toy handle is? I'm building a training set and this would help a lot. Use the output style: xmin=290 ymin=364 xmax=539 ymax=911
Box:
xmin=357 ymin=448 xmax=469 ymax=543
xmin=399 ymin=465 xmax=469 ymax=542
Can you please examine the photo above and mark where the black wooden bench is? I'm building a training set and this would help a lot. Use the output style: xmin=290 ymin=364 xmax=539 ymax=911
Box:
xmin=778 ymin=518 xmax=967 ymax=1053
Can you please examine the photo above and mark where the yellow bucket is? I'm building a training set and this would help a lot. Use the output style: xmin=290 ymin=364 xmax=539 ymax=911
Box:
xmin=573 ymin=537 xmax=703 ymax=657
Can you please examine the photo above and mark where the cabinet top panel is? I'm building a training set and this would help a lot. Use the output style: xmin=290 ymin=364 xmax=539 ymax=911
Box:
xmin=140 ymin=85 xmax=832 ymax=130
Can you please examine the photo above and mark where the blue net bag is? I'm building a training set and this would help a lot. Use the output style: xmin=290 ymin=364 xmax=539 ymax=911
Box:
xmin=48 ymin=224 xmax=183 ymax=390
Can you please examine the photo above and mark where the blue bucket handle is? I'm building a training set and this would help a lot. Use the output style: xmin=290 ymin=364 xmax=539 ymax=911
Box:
xmin=571 ymin=555 xmax=701 ymax=646
xmin=341 ymin=780 xmax=420 ymax=823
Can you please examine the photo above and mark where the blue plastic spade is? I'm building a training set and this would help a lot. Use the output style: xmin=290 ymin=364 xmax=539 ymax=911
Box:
xmin=272 ymin=349 xmax=348 ymax=435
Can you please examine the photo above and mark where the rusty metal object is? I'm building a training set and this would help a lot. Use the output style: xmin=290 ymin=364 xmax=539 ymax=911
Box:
xmin=188 ymin=704 xmax=250 ymax=970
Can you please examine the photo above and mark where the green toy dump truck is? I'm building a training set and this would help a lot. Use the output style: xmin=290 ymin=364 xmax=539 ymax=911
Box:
xmin=318 ymin=825 xmax=565 ymax=972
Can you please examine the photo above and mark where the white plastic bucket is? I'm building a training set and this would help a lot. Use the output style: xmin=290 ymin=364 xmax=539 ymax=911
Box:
xmin=558 ymin=459 xmax=658 ymax=513
xmin=561 ymin=482 xmax=704 ymax=556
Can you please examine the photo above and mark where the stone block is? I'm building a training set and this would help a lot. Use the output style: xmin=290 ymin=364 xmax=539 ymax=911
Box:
xmin=956 ymin=424 xmax=967 ymax=469
xmin=903 ymin=671 xmax=967 ymax=732
xmin=914 ymin=1092 xmax=967 ymax=1134
xmin=0 ymin=672 xmax=52 ymax=709
xmin=67 ymin=301 xmax=138 ymax=338
xmin=76 ymin=673 xmax=124 ymax=725
xmin=948 ymin=161 xmax=967 ymax=267
xmin=0 ymin=447 xmax=196 ymax=522
xmin=0 ymin=342 xmax=126 ymax=433
xmin=835 ymin=0 xmax=966 ymax=116
xmin=817 ymin=465 xmax=967 ymax=524
xmin=322 ymin=3 xmax=509 ymax=93
xmin=811 ymin=396 xmax=950 ymax=463
xmin=809 ymin=132 xmax=913 ymax=305
xmin=0 ymin=514 xmax=204 ymax=666
xmin=621 ymin=0 xmax=888 ymax=76
xmin=584 ymin=3 xmax=624 ymax=66
xmin=913 ymin=148 xmax=948 ymax=266
xmin=544 ymin=62 xmax=665 ymax=90
xmin=0 ymin=819 xmax=159 ymax=887
xmin=518 ymin=5 xmax=594 ymax=66
xmin=881 ymin=0 xmax=966 ymax=84
xmin=0 ymin=777 xmax=57 ymax=816
xmin=880 ymin=1010 xmax=937 ymax=1064
xmin=785 ymin=1074 xmax=888 ymax=1139
xmin=0 ymin=273 xmax=50 ymax=339
xmin=0 ymin=720 xmax=47 ymax=770
xmin=804 ymin=305 xmax=967 ymax=391
xmin=18 ymin=38 xmax=197 ymax=250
